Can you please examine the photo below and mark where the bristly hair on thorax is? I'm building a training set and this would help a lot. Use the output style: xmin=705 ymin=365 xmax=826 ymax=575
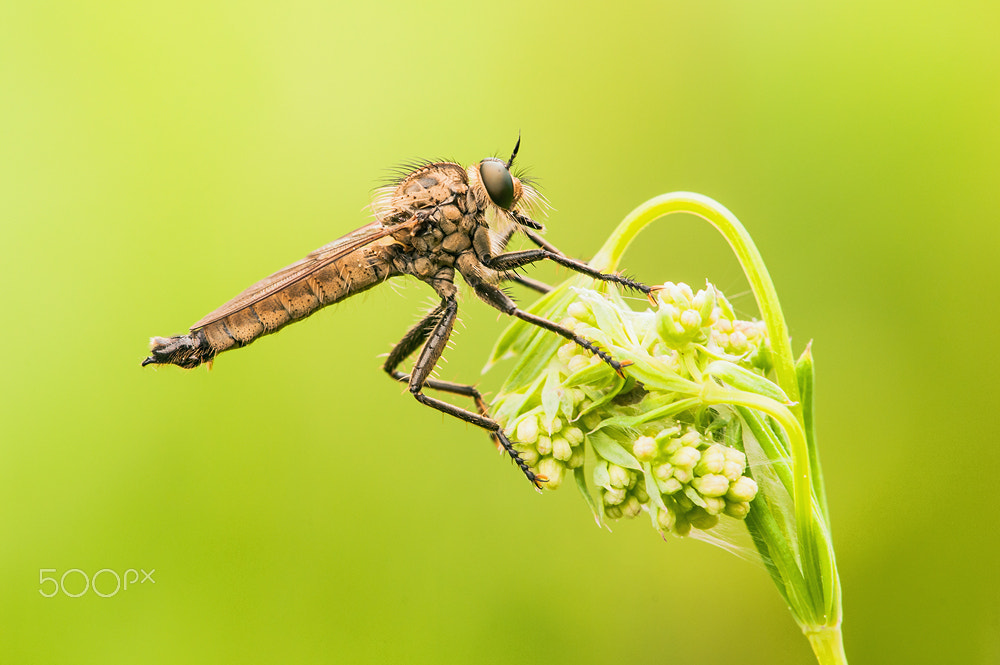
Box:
xmin=367 ymin=154 xmax=551 ymax=231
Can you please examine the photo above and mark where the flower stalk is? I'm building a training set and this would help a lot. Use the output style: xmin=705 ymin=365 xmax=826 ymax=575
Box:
xmin=487 ymin=193 xmax=846 ymax=664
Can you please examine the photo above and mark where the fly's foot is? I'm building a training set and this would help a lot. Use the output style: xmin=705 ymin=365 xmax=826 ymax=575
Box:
xmin=494 ymin=428 xmax=546 ymax=489
xmin=573 ymin=336 xmax=628 ymax=378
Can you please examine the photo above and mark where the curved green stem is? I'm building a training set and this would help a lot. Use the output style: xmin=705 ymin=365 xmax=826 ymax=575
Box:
xmin=591 ymin=192 xmax=801 ymax=417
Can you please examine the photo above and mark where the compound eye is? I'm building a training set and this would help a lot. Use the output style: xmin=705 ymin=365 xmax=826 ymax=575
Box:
xmin=479 ymin=158 xmax=515 ymax=210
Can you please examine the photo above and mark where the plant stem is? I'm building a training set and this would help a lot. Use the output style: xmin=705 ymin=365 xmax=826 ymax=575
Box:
xmin=807 ymin=626 xmax=848 ymax=665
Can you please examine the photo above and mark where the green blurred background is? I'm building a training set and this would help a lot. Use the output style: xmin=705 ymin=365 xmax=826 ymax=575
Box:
xmin=2 ymin=1 xmax=997 ymax=663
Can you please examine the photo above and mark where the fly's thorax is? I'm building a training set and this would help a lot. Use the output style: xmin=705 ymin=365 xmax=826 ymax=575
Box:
xmin=374 ymin=162 xmax=469 ymax=226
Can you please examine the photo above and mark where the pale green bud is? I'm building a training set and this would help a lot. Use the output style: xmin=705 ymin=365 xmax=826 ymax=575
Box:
xmin=702 ymin=496 xmax=727 ymax=515
xmin=515 ymin=415 xmax=539 ymax=444
xmin=633 ymin=484 xmax=650 ymax=504
xmin=657 ymin=477 xmax=683 ymax=495
xmin=726 ymin=476 xmax=759 ymax=503
xmin=680 ymin=308 xmax=702 ymax=331
xmin=669 ymin=446 xmax=701 ymax=469
xmin=672 ymin=467 xmax=693 ymax=484
xmin=552 ymin=436 xmax=573 ymax=461
xmin=653 ymin=463 xmax=673 ymax=481
xmin=536 ymin=436 xmax=553 ymax=456
xmin=724 ymin=501 xmax=751 ymax=519
xmin=656 ymin=507 xmax=676 ymax=532
xmin=679 ymin=431 xmax=702 ymax=447
xmin=633 ymin=435 xmax=657 ymax=462
xmin=515 ymin=445 xmax=539 ymax=467
xmin=567 ymin=447 xmax=586 ymax=469
xmin=694 ymin=444 xmax=726 ymax=475
xmin=557 ymin=342 xmax=577 ymax=365
xmin=621 ymin=495 xmax=643 ymax=518
xmin=564 ymin=427 xmax=585 ymax=446
xmin=729 ymin=330 xmax=749 ymax=354
xmin=688 ymin=508 xmax=719 ymax=530
xmin=722 ymin=459 xmax=745 ymax=482
xmin=537 ymin=457 xmax=565 ymax=489
xmin=604 ymin=488 xmax=627 ymax=506
xmin=722 ymin=447 xmax=747 ymax=481
xmin=567 ymin=301 xmax=595 ymax=324
xmin=608 ymin=464 xmax=631 ymax=489
xmin=715 ymin=317 xmax=734 ymax=334
xmin=605 ymin=505 xmax=623 ymax=520
xmin=692 ymin=474 xmax=730 ymax=498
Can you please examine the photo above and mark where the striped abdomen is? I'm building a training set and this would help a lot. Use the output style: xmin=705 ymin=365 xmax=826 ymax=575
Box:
xmin=144 ymin=244 xmax=397 ymax=368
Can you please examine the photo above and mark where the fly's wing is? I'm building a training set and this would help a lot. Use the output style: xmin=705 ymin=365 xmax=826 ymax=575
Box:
xmin=190 ymin=220 xmax=413 ymax=330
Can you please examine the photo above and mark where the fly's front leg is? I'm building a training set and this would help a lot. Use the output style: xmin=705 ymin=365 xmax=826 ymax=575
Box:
xmin=486 ymin=247 xmax=651 ymax=296
xmin=384 ymin=296 xmax=544 ymax=488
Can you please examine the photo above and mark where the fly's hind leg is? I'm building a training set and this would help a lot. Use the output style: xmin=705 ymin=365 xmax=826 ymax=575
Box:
xmin=383 ymin=297 xmax=543 ymax=488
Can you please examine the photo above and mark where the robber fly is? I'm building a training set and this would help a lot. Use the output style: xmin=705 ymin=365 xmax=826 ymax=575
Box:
xmin=143 ymin=139 xmax=651 ymax=486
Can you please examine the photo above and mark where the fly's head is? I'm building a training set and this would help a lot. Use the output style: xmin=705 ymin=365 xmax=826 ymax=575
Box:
xmin=468 ymin=137 xmax=547 ymax=234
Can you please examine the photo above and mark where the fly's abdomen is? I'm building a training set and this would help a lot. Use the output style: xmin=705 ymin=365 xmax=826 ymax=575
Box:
xmin=144 ymin=246 xmax=397 ymax=368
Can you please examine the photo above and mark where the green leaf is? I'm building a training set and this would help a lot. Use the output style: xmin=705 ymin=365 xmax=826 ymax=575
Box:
xmin=704 ymin=360 xmax=790 ymax=403
xmin=588 ymin=430 xmax=643 ymax=471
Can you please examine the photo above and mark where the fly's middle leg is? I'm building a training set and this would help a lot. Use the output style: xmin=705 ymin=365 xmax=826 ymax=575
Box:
xmin=383 ymin=297 xmax=543 ymax=488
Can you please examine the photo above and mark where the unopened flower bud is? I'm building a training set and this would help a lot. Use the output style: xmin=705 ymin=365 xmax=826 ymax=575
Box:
xmin=726 ymin=476 xmax=759 ymax=502
xmin=564 ymin=427 xmax=585 ymax=446
xmin=557 ymin=342 xmax=577 ymax=365
xmin=692 ymin=474 xmax=730 ymax=498
xmin=694 ymin=444 xmax=726 ymax=475
xmin=552 ymin=436 xmax=572 ymax=461
xmin=633 ymin=435 xmax=657 ymax=462
xmin=724 ymin=501 xmax=751 ymax=519
xmin=672 ymin=467 xmax=693 ymax=484
xmin=729 ymin=330 xmax=749 ymax=354
xmin=722 ymin=459 xmax=745 ymax=482
xmin=680 ymin=308 xmax=702 ymax=331
xmin=516 ymin=446 xmax=539 ymax=467
xmin=657 ymin=477 xmax=683 ymax=495
xmin=567 ymin=447 xmax=586 ymax=469
xmin=537 ymin=457 xmax=565 ymax=489
xmin=702 ymin=496 xmax=727 ymax=515
xmin=569 ymin=301 xmax=596 ymax=323
xmin=657 ymin=507 xmax=676 ymax=532
xmin=536 ymin=436 xmax=552 ymax=456
xmin=669 ymin=446 xmax=700 ymax=469
xmin=604 ymin=488 xmax=627 ymax=506
xmin=516 ymin=416 xmax=539 ymax=444
xmin=621 ymin=495 xmax=642 ymax=518
xmin=688 ymin=509 xmax=719 ymax=530
xmin=608 ymin=464 xmax=631 ymax=489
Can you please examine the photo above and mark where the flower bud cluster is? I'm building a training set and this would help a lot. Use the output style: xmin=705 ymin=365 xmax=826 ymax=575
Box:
xmin=494 ymin=282 xmax=768 ymax=536
xmin=654 ymin=282 xmax=772 ymax=372
xmin=596 ymin=428 xmax=758 ymax=536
